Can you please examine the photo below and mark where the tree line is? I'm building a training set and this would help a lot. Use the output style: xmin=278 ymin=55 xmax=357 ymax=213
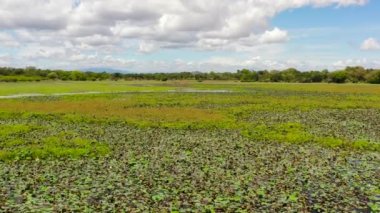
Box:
xmin=0 ymin=66 xmax=380 ymax=84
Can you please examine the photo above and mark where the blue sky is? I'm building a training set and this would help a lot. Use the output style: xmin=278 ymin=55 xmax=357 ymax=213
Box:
xmin=0 ymin=0 xmax=379 ymax=72
xmin=272 ymin=1 xmax=380 ymax=64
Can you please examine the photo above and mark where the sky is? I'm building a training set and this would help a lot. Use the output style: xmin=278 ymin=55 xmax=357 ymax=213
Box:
xmin=0 ymin=0 xmax=379 ymax=73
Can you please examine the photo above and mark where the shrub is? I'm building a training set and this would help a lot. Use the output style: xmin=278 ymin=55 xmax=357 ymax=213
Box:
xmin=365 ymin=70 xmax=380 ymax=84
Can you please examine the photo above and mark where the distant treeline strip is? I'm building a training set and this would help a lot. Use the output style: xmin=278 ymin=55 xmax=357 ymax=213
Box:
xmin=0 ymin=66 xmax=380 ymax=84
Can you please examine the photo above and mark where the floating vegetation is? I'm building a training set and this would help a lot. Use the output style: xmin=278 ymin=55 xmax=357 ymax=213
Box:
xmin=0 ymin=82 xmax=379 ymax=211
xmin=0 ymin=125 xmax=109 ymax=161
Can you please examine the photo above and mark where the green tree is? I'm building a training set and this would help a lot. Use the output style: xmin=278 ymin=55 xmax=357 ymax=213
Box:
xmin=47 ymin=72 xmax=59 ymax=80
xmin=328 ymin=71 xmax=348 ymax=83
xmin=281 ymin=68 xmax=300 ymax=82
xmin=365 ymin=70 xmax=380 ymax=84
xmin=269 ymin=70 xmax=283 ymax=82
xmin=239 ymin=69 xmax=258 ymax=82
xmin=70 ymin=71 xmax=86 ymax=81
xmin=345 ymin=66 xmax=367 ymax=83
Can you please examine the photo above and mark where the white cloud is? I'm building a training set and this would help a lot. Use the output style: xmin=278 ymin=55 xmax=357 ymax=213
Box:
xmin=0 ymin=0 xmax=367 ymax=46
xmin=259 ymin=28 xmax=289 ymax=44
xmin=331 ymin=58 xmax=380 ymax=70
xmin=0 ymin=0 xmax=369 ymax=70
xmin=20 ymin=45 xmax=66 ymax=60
xmin=74 ymin=34 xmax=120 ymax=47
xmin=0 ymin=54 xmax=12 ymax=65
xmin=0 ymin=0 xmax=72 ymax=30
xmin=138 ymin=41 xmax=158 ymax=53
xmin=332 ymin=58 xmax=369 ymax=68
xmin=360 ymin=38 xmax=380 ymax=51
xmin=0 ymin=32 xmax=19 ymax=47
xmin=201 ymin=56 xmax=317 ymax=71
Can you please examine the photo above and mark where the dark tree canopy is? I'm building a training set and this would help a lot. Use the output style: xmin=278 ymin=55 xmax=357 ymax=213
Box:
xmin=0 ymin=66 xmax=379 ymax=84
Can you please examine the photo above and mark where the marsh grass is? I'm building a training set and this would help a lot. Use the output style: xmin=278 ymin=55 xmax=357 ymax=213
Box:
xmin=0 ymin=124 xmax=109 ymax=161
xmin=242 ymin=122 xmax=380 ymax=151
xmin=0 ymin=81 xmax=173 ymax=96
xmin=0 ymin=91 xmax=379 ymax=211
xmin=0 ymin=124 xmax=37 ymax=137
xmin=0 ymin=82 xmax=379 ymax=159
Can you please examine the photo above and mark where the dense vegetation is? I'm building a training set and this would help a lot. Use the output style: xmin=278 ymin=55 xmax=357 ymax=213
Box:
xmin=0 ymin=81 xmax=379 ymax=211
xmin=1 ymin=66 xmax=380 ymax=83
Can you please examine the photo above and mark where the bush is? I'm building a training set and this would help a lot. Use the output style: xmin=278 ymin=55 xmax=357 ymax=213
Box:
xmin=47 ymin=72 xmax=59 ymax=80
xmin=365 ymin=70 xmax=380 ymax=84
xmin=0 ymin=75 xmax=44 ymax=82
xmin=328 ymin=71 xmax=348 ymax=83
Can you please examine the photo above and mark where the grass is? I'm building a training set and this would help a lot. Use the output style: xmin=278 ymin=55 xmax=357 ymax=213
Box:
xmin=0 ymin=81 xmax=379 ymax=211
xmin=1 ymin=85 xmax=380 ymax=151
xmin=242 ymin=122 xmax=380 ymax=151
xmin=2 ymin=80 xmax=380 ymax=96
xmin=192 ymin=81 xmax=380 ymax=94
xmin=0 ymin=137 xmax=109 ymax=161
xmin=0 ymin=124 xmax=110 ymax=161
xmin=0 ymin=124 xmax=37 ymax=137
xmin=0 ymin=80 xmax=173 ymax=96
xmin=0 ymin=75 xmax=44 ymax=82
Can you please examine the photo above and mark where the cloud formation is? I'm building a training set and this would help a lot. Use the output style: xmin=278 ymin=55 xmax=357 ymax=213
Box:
xmin=0 ymin=0 xmax=370 ymax=71
xmin=361 ymin=38 xmax=380 ymax=51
